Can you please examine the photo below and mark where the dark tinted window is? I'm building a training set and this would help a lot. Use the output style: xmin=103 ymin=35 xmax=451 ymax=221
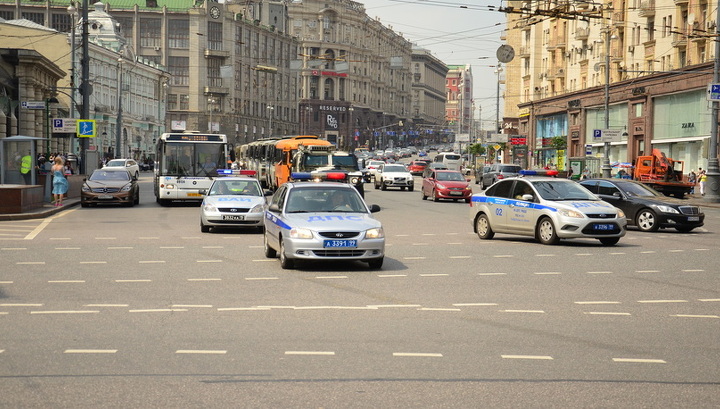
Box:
xmin=486 ymin=180 xmax=513 ymax=198
xmin=597 ymin=181 xmax=620 ymax=196
xmin=500 ymin=165 xmax=521 ymax=173
xmin=579 ymin=181 xmax=599 ymax=194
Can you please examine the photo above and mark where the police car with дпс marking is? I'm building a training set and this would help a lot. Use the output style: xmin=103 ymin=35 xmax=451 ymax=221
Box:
xmin=263 ymin=171 xmax=385 ymax=269
xmin=200 ymin=170 xmax=269 ymax=233
xmin=469 ymin=170 xmax=627 ymax=245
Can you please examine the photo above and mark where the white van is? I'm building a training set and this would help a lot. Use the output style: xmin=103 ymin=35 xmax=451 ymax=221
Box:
xmin=433 ymin=152 xmax=462 ymax=171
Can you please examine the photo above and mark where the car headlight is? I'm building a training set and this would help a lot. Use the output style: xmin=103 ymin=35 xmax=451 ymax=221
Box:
xmin=616 ymin=209 xmax=626 ymax=219
xmin=203 ymin=203 xmax=217 ymax=212
xmin=165 ymin=184 xmax=175 ymax=189
xmin=289 ymin=227 xmax=313 ymax=239
xmin=121 ymin=184 xmax=132 ymax=192
xmin=365 ymin=227 xmax=385 ymax=239
xmin=436 ymin=183 xmax=447 ymax=190
xmin=654 ymin=205 xmax=679 ymax=214
xmin=81 ymin=185 xmax=90 ymax=192
xmin=558 ymin=208 xmax=585 ymax=218
xmin=250 ymin=204 xmax=264 ymax=213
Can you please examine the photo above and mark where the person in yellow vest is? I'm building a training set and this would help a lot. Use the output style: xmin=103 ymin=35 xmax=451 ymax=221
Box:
xmin=20 ymin=151 xmax=32 ymax=184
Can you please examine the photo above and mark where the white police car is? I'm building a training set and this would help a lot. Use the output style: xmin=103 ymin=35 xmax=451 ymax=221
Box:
xmin=469 ymin=170 xmax=627 ymax=245
xmin=200 ymin=170 xmax=269 ymax=233
xmin=264 ymin=172 xmax=385 ymax=269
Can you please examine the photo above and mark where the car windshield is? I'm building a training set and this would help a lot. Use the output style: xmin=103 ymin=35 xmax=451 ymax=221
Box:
xmin=616 ymin=181 xmax=661 ymax=197
xmin=531 ymin=180 xmax=597 ymax=201
xmin=285 ymin=187 xmax=367 ymax=213
xmin=209 ymin=180 xmax=261 ymax=196
xmin=89 ymin=171 xmax=130 ymax=181
xmin=444 ymin=154 xmax=461 ymax=160
xmin=436 ymin=172 xmax=464 ymax=181
xmin=105 ymin=160 xmax=127 ymax=167
xmin=383 ymin=165 xmax=406 ymax=172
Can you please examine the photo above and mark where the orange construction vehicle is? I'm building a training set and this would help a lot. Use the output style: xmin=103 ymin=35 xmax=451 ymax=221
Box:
xmin=633 ymin=149 xmax=694 ymax=198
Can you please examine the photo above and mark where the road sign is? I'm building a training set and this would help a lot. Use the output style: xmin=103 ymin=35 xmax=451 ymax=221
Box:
xmin=585 ymin=144 xmax=593 ymax=155
xmin=77 ymin=119 xmax=96 ymax=138
xmin=510 ymin=137 xmax=527 ymax=145
xmin=593 ymin=129 xmax=622 ymax=142
xmin=21 ymin=101 xmax=46 ymax=109
xmin=708 ymin=84 xmax=720 ymax=101
xmin=52 ymin=118 xmax=77 ymax=133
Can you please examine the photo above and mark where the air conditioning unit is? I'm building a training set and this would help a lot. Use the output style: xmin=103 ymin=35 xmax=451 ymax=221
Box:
xmin=707 ymin=20 xmax=717 ymax=30
xmin=628 ymin=45 xmax=635 ymax=53
xmin=154 ymin=46 xmax=161 ymax=51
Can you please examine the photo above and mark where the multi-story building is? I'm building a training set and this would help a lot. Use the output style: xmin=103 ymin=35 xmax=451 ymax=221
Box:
xmin=411 ymin=46 xmax=448 ymax=145
xmin=505 ymin=0 xmax=717 ymax=173
xmin=287 ymin=0 xmax=413 ymax=150
xmin=446 ymin=64 xmax=473 ymax=137
xmin=0 ymin=0 xmax=300 ymax=148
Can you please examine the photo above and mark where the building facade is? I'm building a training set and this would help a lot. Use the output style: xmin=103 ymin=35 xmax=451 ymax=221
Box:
xmin=410 ymin=45 xmax=448 ymax=145
xmin=445 ymin=64 xmax=473 ymax=138
xmin=287 ymin=0 xmax=413 ymax=150
xmin=505 ymin=0 xmax=718 ymax=173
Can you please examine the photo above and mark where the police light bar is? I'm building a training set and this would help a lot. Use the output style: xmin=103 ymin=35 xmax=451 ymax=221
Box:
xmin=290 ymin=171 xmax=348 ymax=182
xmin=216 ymin=169 xmax=257 ymax=176
xmin=519 ymin=169 xmax=559 ymax=177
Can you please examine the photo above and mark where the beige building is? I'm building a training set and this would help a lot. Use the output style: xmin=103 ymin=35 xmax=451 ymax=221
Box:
xmin=504 ymin=0 xmax=718 ymax=172
xmin=411 ymin=46 xmax=448 ymax=143
xmin=287 ymin=0 xmax=413 ymax=149
xmin=446 ymin=64 xmax=473 ymax=137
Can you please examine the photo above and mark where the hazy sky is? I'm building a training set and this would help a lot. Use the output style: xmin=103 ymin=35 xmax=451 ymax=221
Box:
xmin=359 ymin=0 xmax=508 ymax=127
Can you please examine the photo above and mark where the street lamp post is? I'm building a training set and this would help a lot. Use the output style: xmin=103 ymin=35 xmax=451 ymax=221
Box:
xmin=348 ymin=106 xmax=354 ymax=150
xmin=115 ymin=57 xmax=123 ymax=159
xmin=67 ymin=2 xmax=78 ymax=156
xmin=705 ymin=2 xmax=720 ymax=202
xmin=267 ymin=105 xmax=274 ymax=137
xmin=44 ymin=97 xmax=59 ymax=155
xmin=601 ymin=30 xmax=615 ymax=178
xmin=207 ymin=97 xmax=216 ymax=133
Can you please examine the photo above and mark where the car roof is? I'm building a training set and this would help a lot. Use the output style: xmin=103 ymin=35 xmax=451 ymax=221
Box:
xmin=288 ymin=181 xmax=354 ymax=189
xmin=213 ymin=177 xmax=259 ymax=182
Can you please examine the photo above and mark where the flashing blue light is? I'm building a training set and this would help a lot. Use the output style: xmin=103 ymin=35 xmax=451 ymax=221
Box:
xmin=217 ymin=169 xmax=233 ymax=175
xmin=519 ymin=169 xmax=559 ymax=177
xmin=291 ymin=172 xmax=313 ymax=180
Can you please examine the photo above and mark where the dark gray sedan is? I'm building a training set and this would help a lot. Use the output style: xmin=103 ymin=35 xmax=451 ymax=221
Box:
xmin=579 ymin=178 xmax=704 ymax=232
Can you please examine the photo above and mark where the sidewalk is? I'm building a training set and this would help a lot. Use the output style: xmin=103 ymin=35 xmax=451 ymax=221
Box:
xmin=0 ymin=198 xmax=81 ymax=221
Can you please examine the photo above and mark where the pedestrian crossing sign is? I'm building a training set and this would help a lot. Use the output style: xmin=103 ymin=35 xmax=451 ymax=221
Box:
xmin=77 ymin=119 xmax=96 ymax=138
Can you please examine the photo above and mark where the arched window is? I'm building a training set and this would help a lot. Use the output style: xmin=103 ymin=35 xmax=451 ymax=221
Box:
xmin=323 ymin=49 xmax=335 ymax=70
xmin=324 ymin=78 xmax=334 ymax=101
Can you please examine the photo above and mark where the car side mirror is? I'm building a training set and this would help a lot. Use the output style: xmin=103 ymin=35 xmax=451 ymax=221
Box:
xmin=522 ymin=194 xmax=534 ymax=201
xmin=466 ymin=179 xmax=471 ymax=183
xmin=264 ymin=190 xmax=273 ymax=196
xmin=612 ymin=191 xmax=623 ymax=200
xmin=268 ymin=203 xmax=280 ymax=213
xmin=369 ymin=204 xmax=381 ymax=213
xmin=198 ymin=189 xmax=207 ymax=195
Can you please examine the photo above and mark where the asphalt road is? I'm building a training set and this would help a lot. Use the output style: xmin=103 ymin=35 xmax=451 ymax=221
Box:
xmin=0 ymin=174 xmax=718 ymax=408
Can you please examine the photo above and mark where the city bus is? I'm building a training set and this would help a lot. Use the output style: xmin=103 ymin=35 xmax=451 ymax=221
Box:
xmin=237 ymin=137 xmax=281 ymax=188
xmin=154 ymin=131 xmax=231 ymax=205
xmin=270 ymin=135 xmax=333 ymax=190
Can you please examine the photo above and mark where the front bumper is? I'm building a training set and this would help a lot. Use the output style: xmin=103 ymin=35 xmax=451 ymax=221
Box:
xmin=435 ymin=188 xmax=472 ymax=199
xmin=81 ymin=192 xmax=134 ymax=205
xmin=202 ymin=211 xmax=264 ymax=227
xmin=556 ymin=217 xmax=626 ymax=239
xmin=283 ymin=236 xmax=385 ymax=261
xmin=382 ymin=178 xmax=413 ymax=187
xmin=658 ymin=213 xmax=705 ymax=229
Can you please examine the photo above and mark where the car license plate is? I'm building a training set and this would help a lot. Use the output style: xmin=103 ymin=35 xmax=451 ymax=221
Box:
xmin=98 ymin=195 xmax=113 ymax=200
xmin=593 ymin=223 xmax=614 ymax=230
xmin=687 ymin=216 xmax=700 ymax=222
xmin=222 ymin=215 xmax=245 ymax=221
xmin=449 ymin=191 xmax=462 ymax=195
xmin=323 ymin=239 xmax=357 ymax=248
xmin=187 ymin=193 xmax=202 ymax=197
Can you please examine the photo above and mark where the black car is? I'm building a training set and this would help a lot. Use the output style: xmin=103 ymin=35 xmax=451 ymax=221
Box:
xmin=579 ymin=178 xmax=704 ymax=232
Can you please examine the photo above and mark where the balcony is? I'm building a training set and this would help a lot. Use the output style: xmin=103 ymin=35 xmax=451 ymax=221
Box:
xmin=575 ymin=27 xmax=589 ymax=40
xmin=203 ymin=86 xmax=229 ymax=95
xmin=638 ymin=0 xmax=655 ymax=17
xmin=204 ymin=48 xmax=230 ymax=59
xmin=612 ymin=11 xmax=625 ymax=27
xmin=673 ymin=0 xmax=688 ymax=4
xmin=672 ymin=31 xmax=688 ymax=48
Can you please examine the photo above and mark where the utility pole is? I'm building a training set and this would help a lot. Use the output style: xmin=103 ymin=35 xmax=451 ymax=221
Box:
xmin=706 ymin=3 xmax=720 ymax=202
xmin=602 ymin=27 xmax=612 ymax=178
xmin=80 ymin=0 xmax=90 ymax=174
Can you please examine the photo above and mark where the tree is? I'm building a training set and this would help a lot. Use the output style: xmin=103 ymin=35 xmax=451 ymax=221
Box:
xmin=549 ymin=136 xmax=567 ymax=150
xmin=468 ymin=143 xmax=486 ymax=156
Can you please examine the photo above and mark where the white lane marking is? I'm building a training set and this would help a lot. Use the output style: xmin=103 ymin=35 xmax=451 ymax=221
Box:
xmin=108 ymin=247 xmax=133 ymax=250
xmin=84 ymin=304 xmax=129 ymax=307
xmin=217 ymin=307 xmax=270 ymax=311
xmin=694 ymin=248 xmax=709 ymax=251
xmin=502 ymin=355 xmax=553 ymax=360
xmin=575 ymin=253 xmax=592 ymax=256
xmin=502 ymin=310 xmax=545 ymax=313
xmin=55 ymin=247 xmax=80 ymax=250
xmin=256 ymin=306 xmax=296 ymax=309
xmin=640 ymin=251 xmax=656 ymax=254
xmin=202 ymin=246 xmax=224 ymax=249
xmin=139 ymin=261 xmax=165 ymax=264
xmin=48 ymin=280 xmax=85 ymax=283
xmin=670 ymin=314 xmax=719 ymax=319
xmin=446 ymin=232 xmax=459 ymax=235
xmin=176 ymin=350 xmax=226 ymax=354
xmin=49 ymin=238 xmax=71 ymax=240
xmin=535 ymin=254 xmax=555 ymax=257
xmin=172 ymin=305 xmax=213 ymax=308
xmin=129 ymin=309 xmax=187 ymax=313
xmin=575 ymin=301 xmax=621 ymax=305
xmin=636 ymin=270 xmax=660 ymax=273
xmin=24 ymin=218 xmax=53 ymax=240
xmin=197 ymin=260 xmax=223 ymax=263
xmin=493 ymin=255 xmax=513 ymax=258
xmin=453 ymin=303 xmax=498 ymax=307
xmin=94 ymin=237 xmax=117 ymax=240
xmin=395 ymin=234 xmax=410 ymax=237
xmin=115 ymin=280 xmax=152 ymax=283
xmin=587 ymin=271 xmax=613 ymax=274
xmin=393 ymin=352 xmax=442 ymax=357
xmin=252 ymin=259 xmax=277 ymax=262
xmin=412 ymin=243 xmax=429 ymax=246
xmin=418 ymin=308 xmax=461 ymax=311
xmin=534 ymin=272 xmax=561 ymax=275
xmin=446 ymin=242 xmax=463 ymax=245
xmin=80 ymin=261 xmax=107 ymax=264
xmin=403 ymin=257 xmax=426 ymax=260
xmin=138 ymin=237 xmax=159 ymax=240
xmin=669 ymin=250 xmax=684 ymax=253
xmin=637 ymin=300 xmax=688 ymax=304
xmin=448 ymin=255 xmax=470 ymax=259
xmin=0 ymin=281 xmax=13 ymax=284
xmin=421 ymin=233 xmax=436 ymax=236
xmin=378 ymin=274 xmax=407 ymax=278
xmin=478 ymin=273 xmax=506 ymax=276
xmin=368 ymin=304 xmax=422 ymax=309
xmin=315 ymin=276 xmax=348 ymax=279
xmin=613 ymin=358 xmax=666 ymax=364
xmin=294 ymin=306 xmax=376 ymax=310
xmin=64 ymin=349 xmax=117 ymax=354
xmin=285 ymin=351 xmax=335 ymax=356
xmin=584 ymin=312 xmax=631 ymax=316
xmin=0 ymin=349 xmax=4 ymax=353
xmin=187 ymin=278 xmax=221 ymax=282
xmin=248 ymin=245 xmax=264 ymax=248
xmin=160 ymin=246 xmax=184 ymax=249
xmin=16 ymin=262 xmax=45 ymax=265
xmin=420 ymin=273 xmax=449 ymax=277
xmin=700 ymin=299 xmax=720 ymax=302
xmin=244 ymin=277 xmax=279 ymax=281
xmin=30 ymin=310 xmax=99 ymax=314
xmin=0 ymin=303 xmax=42 ymax=307
xmin=682 ymin=269 xmax=705 ymax=272
xmin=181 ymin=237 xmax=201 ymax=240
xmin=2 ymin=248 xmax=27 ymax=250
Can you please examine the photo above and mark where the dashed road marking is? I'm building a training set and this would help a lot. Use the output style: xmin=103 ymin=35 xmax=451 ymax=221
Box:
xmin=1 ymin=248 xmax=27 ymax=250
xmin=285 ymin=351 xmax=335 ymax=356
xmin=478 ymin=273 xmax=506 ymax=276
xmin=534 ymin=272 xmax=561 ymax=275
xmin=418 ymin=308 xmax=461 ymax=311
xmin=197 ymin=260 xmax=223 ymax=263
xmin=613 ymin=358 xmax=666 ymax=364
xmin=636 ymin=270 xmax=660 ymax=273
xmin=115 ymin=279 xmax=151 ymax=283
xmin=188 ymin=278 xmax=221 ymax=282
xmin=64 ymin=349 xmax=117 ymax=354
xmin=378 ymin=274 xmax=407 ymax=278
xmin=84 ymin=304 xmax=128 ymax=307
xmin=80 ymin=261 xmax=107 ymax=264
xmin=108 ymin=247 xmax=133 ymax=250
xmin=244 ymin=277 xmax=279 ymax=280
xmin=638 ymin=300 xmax=687 ymax=304
xmin=129 ymin=308 xmax=187 ymax=313
xmin=393 ymin=352 xmax=442 ymax=357
xmin=403 ymin=257 xmax=426 ymax=260
xmin=315 ymin=276 xmax=348 ymax=279
xmin=139 ymin=260 xmax=165 ymax=264
xmin=30 ymin=310 xmax=99 ymax=314
xmin=16 ymin=261 xmax=45 ymax=265
xmin=449 ymin=255 xmax=471 ymax=259
xmin=160 ymin=246 xmax=184 ymax=249
xmin=453 ymin=303 xmax=498 ymax=307
xmin=584 ymin=312 xmax=631 ymax=316
xmin=587 ymin=271 xmax=613 ymax=274
xmin=575 ymin=301 xmax=621 ymax=305
xmin=0 ymin=303 xmax=42 ymax=307
xmin=176 ymin=350 xmax=226 ymax=354
xmin=670 ymin=314 xmax=719 ymax=319
xmin=682 ymin=269 xmax=705 ymax=272
xmin=56 ymin=247 xmax=80 ymax=250
xmin=48 ymin=280 xmax=85 ymax=283
xmin=502 ymin=310 xmax=545 ymax=314
xmin=420 ymin=273 xmax=449 ymax=277
xmin=502 ymin=355 xmax=553 ymax=360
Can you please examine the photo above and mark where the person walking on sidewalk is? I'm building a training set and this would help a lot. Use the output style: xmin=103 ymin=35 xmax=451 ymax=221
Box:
xmin=51 ymin=156 xmax=69 ymax=206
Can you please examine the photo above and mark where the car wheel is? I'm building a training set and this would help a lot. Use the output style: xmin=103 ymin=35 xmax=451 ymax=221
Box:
xmin=400 ymin=186 xmax=406 ymax=191
xmin=367 ymin=257 xmax=383 ymax=269
xmin=536 ymin=217 xmax=560 ymax=245
xmin=201 ymin=222 xmax=210 ymax=233
xmin=134 ymin=192 xmax=140 ymax=205
xmin=279 ymin=238 xmax=294 ymax=269
xmin=432 ymin=190 xmax=439 ymax=202
xmin=599 ymin=237 xmax=620 ymax=246
xmin=421 ymin=189 xmax=427 ymax=200
xmin=465 ymin=198 xmax=471 ymax=204
xmin=480 ymin=179 xmax=486 ymax=190
xmin=408 ymin=186 xmax=414 ymax=192
xmin=374 ymin=180 xmax=380 ymax=189
xmin=475 ymin=213 xmax=494 ymax=240
xmin=135 ymin=171 xmax=139 ymax=179
xmin=381 ymin=181 xmax=387 ymax=191
xmin=264 ymin=233 xmax=276 ymax=258
xmin=81 ymin=202 xmax=89 ymax=208
xmin=636 ymin=209 xmax=659 ymax=232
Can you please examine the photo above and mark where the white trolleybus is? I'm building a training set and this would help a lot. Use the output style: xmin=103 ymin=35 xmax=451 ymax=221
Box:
xmin=154 ymin=131 xmax=231 ymax=205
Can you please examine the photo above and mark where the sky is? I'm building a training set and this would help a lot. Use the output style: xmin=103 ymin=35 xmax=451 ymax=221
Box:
xmin=358 ymin=0 xmax=508 ymax=129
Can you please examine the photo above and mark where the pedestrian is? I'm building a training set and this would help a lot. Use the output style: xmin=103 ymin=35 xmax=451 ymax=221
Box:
xmin=51 ymin=156 xmax=69 ymax=206
xmin=698 ymin=169 xmax=707 ymax=196
xmin=688 ymin=170 xmax=697 ymax=194
xmin=581 ymin=167 xmax=590 ymax=180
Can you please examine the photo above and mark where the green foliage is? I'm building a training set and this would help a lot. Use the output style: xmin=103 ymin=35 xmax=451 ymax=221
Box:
xmin=549 ymin=136 xmax=567 ymax=150
xmin=468 ymin=143 xmax=486 ymax=156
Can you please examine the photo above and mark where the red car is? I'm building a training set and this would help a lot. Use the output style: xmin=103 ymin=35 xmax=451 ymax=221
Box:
xmin=421 ymin=170 xmax=472 ymax=203
xmin=407 ymin=160 xmax=429 ymax=176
